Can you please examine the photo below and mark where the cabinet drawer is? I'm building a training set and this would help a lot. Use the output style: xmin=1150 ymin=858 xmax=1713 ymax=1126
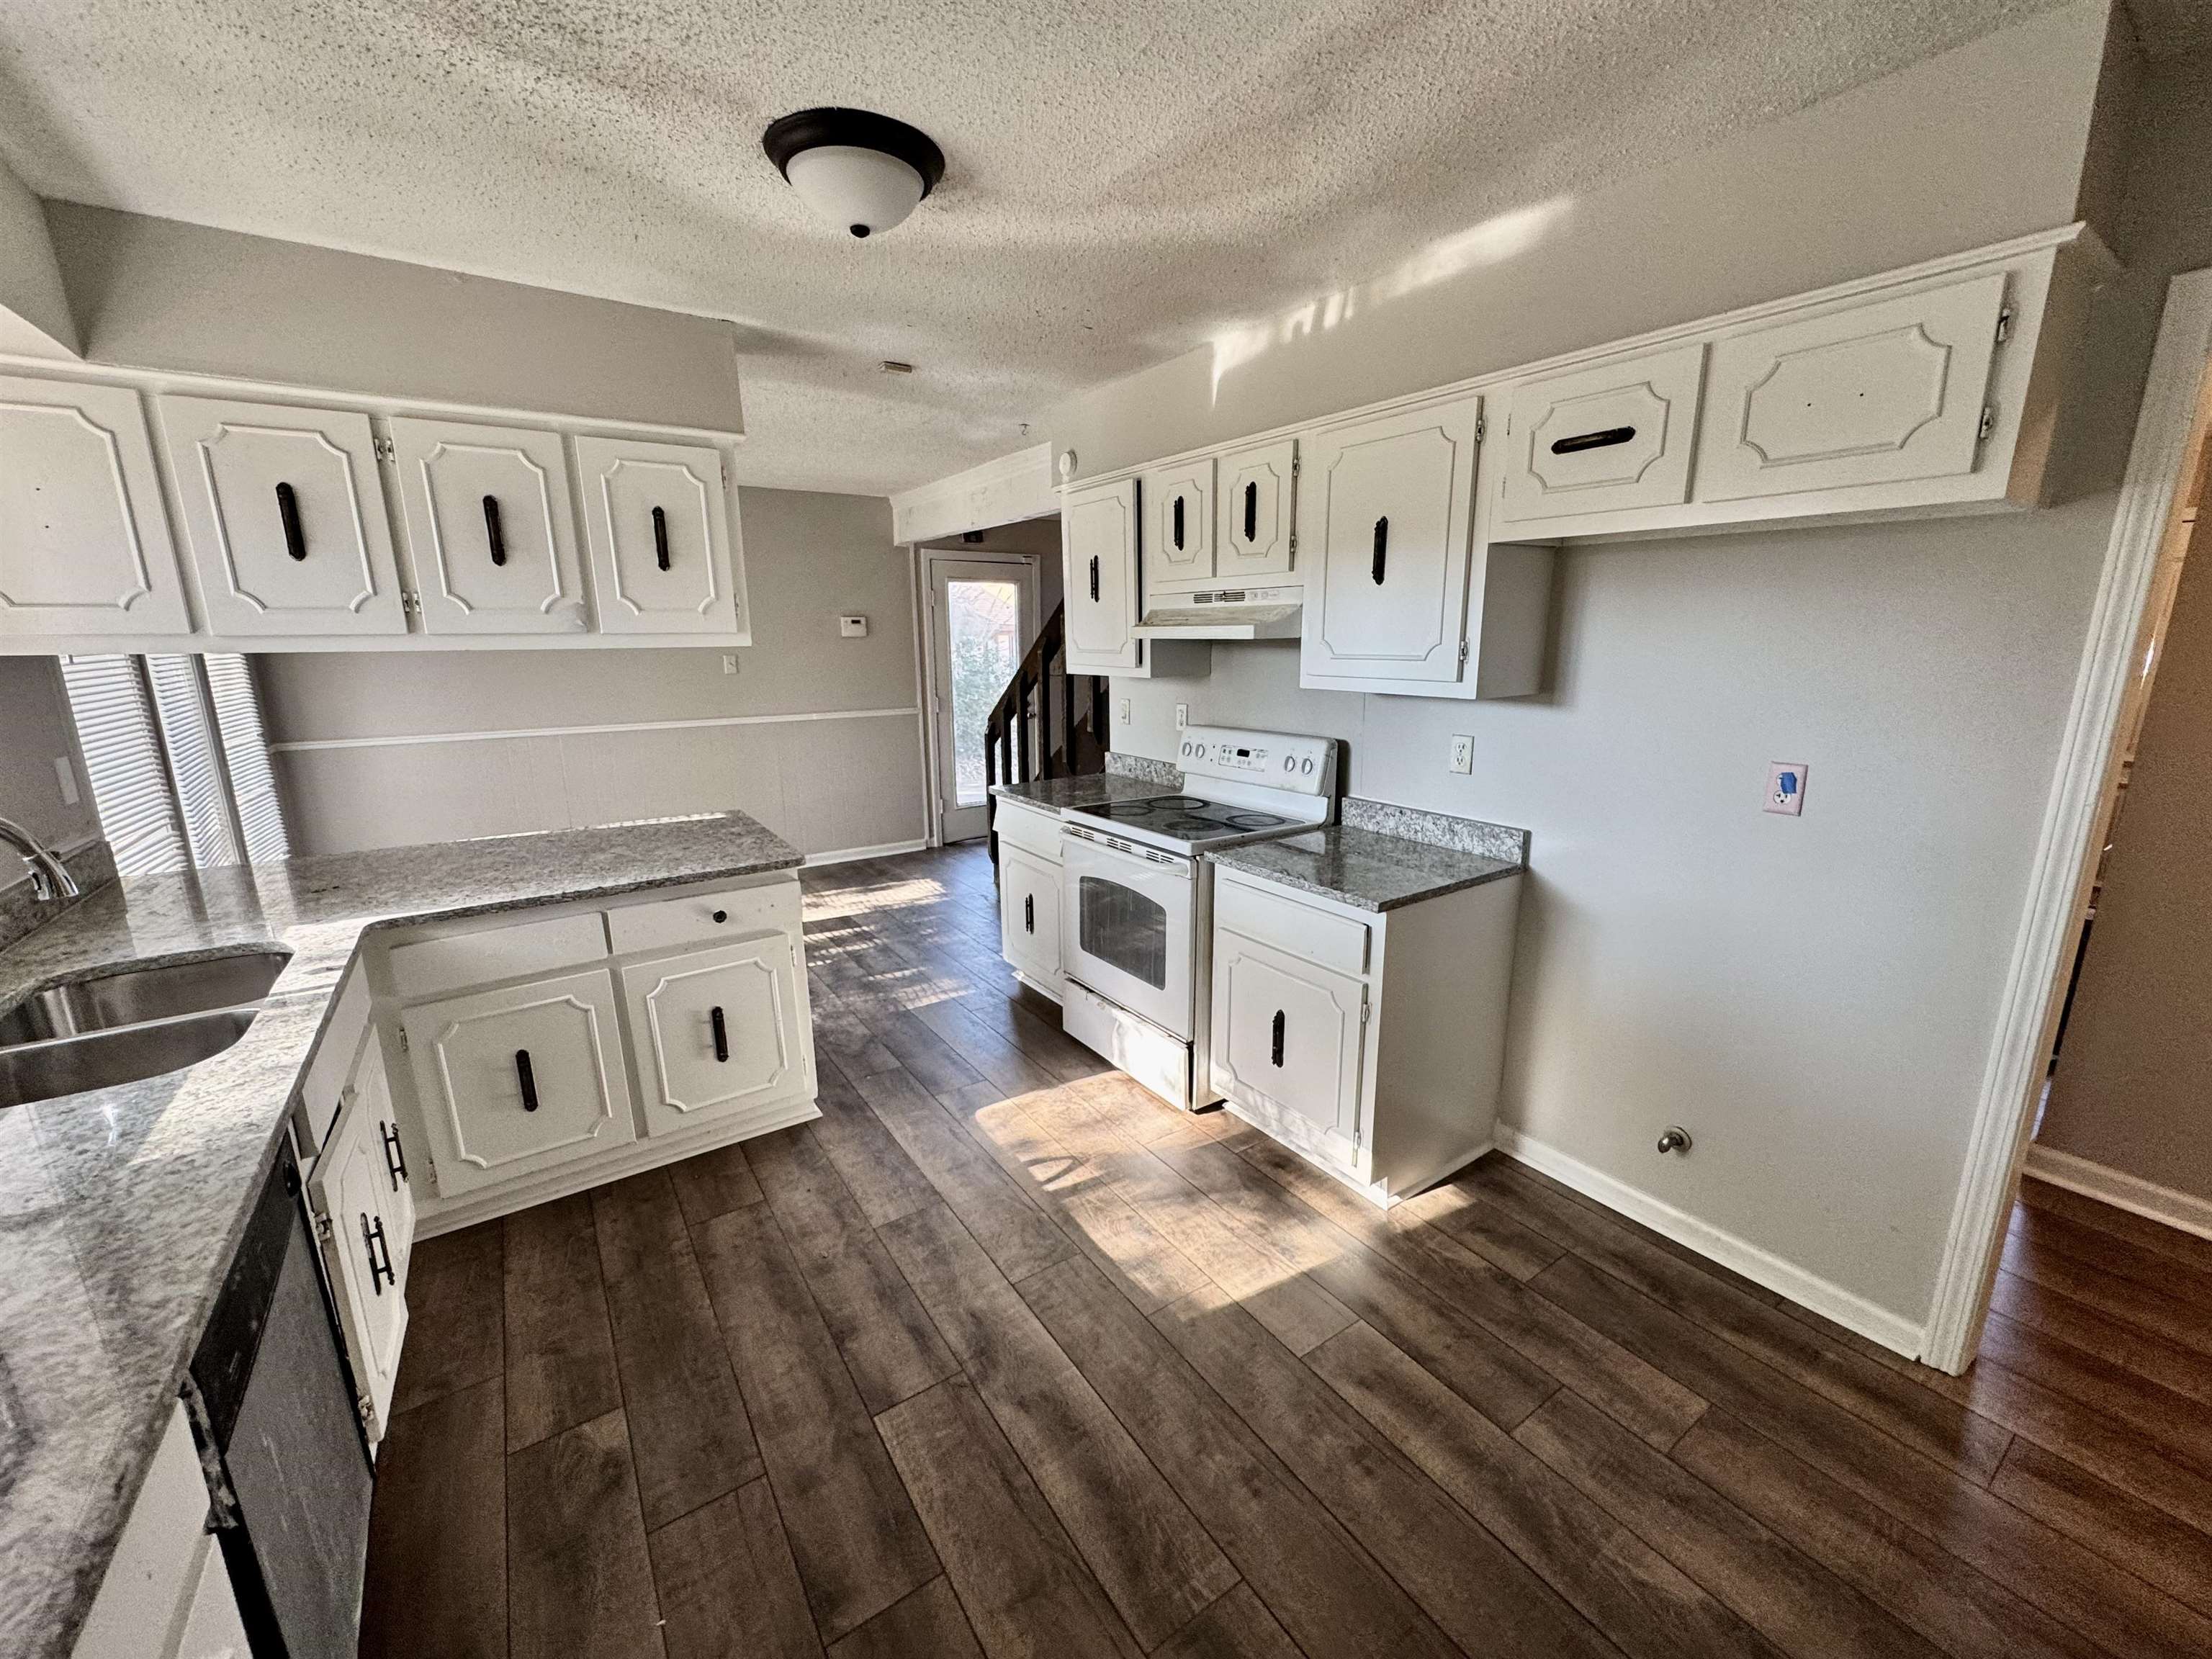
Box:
xmin=387 ymin=911 xmax=608 ymax=999
xmin=1500 ymin=342 xmax=1705 ymax=525
xmin=294 ymin=961 xmax=370 ymax=1155
xmin=606 ymin=878 xmax=800 ymax=956
xmin=1215 ymin=875 xmax=1370 ymax=976
xmin=994 ymin=799 xmax=1063 ymax=863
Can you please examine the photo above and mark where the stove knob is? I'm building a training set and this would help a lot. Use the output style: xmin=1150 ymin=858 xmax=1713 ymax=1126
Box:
xmin=1301 ymin=757 xmax=1314 ymax=775
xmin=1282 ymin=756 xmax=1295 ymax=772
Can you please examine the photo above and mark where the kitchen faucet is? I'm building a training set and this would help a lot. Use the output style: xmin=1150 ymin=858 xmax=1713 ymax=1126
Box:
xmin=0 ymin=817 xmax=81 ymax=903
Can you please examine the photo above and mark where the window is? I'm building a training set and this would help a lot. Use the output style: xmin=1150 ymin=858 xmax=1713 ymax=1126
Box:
xmin=60 ymin=655 xmax=290 ymax=876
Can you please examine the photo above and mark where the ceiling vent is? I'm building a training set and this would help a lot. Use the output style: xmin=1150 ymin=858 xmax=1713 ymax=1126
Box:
xmin=763 ymin=108 xmax=945 ymax=240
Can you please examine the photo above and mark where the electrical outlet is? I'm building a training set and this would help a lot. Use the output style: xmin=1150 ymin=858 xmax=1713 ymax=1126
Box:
xmin=721 ymin=654 xmax=738 ymax=675
xmin=1766 ymin=762 xmax=1807 ymax=816
xmin=1449 ymin=735 xmax=1474 ymax=775
xmin=1174 ymin=703 xmax=1189 ymax=729
xmin=53 ymin=755 xmax=79 ymax=806
xmin=1118 ymin=697 xmax=1133 ymax=726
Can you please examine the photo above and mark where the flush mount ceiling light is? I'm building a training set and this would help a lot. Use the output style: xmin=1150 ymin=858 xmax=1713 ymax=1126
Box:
xmin=763 ymin=107 xmax=945 ymax=240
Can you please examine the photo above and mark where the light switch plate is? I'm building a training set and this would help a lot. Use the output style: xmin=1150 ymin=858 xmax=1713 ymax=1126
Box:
xmin=53 ymin=755 xmax=79 ymax=806
xmin=1766 ymin=762 xmax=1808 ymax=816
xmin=1118 ymin=697 xmax=1132 ymax=725
xmin=1449 ymin=735 xmax=1474 ymax=775
xmin=721 ymin=654 xmax=738 ymax=675
xmin=838 ymin=614 xmax=868 ymax=638
xmin=1174 ymin=703 xmax=1189 ymax=729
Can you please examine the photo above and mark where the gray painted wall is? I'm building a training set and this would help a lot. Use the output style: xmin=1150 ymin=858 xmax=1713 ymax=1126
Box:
xmin=0 ymin=657 xmax=99 ymax=863
xmin=258 ymin=487 xmax=927 ymax=860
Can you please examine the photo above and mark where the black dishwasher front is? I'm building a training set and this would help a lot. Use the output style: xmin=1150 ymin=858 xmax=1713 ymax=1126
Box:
xmin=189 ymin=1139 xmax=376 ymax=1658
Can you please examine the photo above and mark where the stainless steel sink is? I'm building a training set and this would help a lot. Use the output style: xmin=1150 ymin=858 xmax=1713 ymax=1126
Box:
xmin=0 ymin=950 xmax=292 ymax=1107
xmin=0 ymin=950 xmax=291 ymax=1045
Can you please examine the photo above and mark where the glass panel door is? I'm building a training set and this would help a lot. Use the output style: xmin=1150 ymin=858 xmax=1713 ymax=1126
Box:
xmin=927 ymin=554 xmax=1038 ymax=842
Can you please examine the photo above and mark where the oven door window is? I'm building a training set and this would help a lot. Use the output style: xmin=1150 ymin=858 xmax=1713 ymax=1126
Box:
xmin=1077 ymin=875 xmax=1169 ymax=990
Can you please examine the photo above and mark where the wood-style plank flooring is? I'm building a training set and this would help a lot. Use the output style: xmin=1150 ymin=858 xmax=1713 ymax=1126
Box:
xmin=359 ymin=843 xmax=2212 ymax=1658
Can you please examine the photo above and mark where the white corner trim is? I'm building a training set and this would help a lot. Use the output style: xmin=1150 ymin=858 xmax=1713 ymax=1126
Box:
xmin=1921 ymin=267 xmax=2212 ymax=1375
xmin=891 ymin=443 xmax=1056 ymax=543
xmin=1494 ymin=1125 xmax=1926 ymax=1360
xmin=2022 ymin=1145 xmax=2212 ymax=1244
xmin=269 ymin=706 xmax=922 ymax=752
xmin=804 ymin=837 xmax=928 ymax=868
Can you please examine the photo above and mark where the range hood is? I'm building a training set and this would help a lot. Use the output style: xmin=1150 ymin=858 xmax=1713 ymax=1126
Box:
xmin=1133 ymin=585 xmax=1303 ymax=642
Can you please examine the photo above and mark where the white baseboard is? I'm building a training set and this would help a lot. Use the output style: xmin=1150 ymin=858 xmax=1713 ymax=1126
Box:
xmin=2023 ymin=1143 xmax=2212 ymax=1243
xmin=805 ymin=837 xmax=929 ymax=868
xmin=1493 ymin=1125 xmax=1926 ymax=1361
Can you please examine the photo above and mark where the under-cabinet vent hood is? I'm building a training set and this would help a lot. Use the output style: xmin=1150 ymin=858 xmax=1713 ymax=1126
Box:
xmin=1133 ymin=585 xmax=1302 ymax=642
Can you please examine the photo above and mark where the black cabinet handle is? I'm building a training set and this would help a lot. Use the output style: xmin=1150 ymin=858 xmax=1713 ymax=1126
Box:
xmin=1022 ymin=893 xmax=1034 ymax=934
xmin=361 ymin=1213 xmax=395 ymax=1293
xmin=379 ymin=1120 xmax=408 ymax=1189
xmin=1243 ymin=480 xmax=1258 ymax=544
xmin=1371 ymin=516 xmax=1388 ymax=585
xmin=276 ymin=482 xmax=307 ymax=562
xmin=1089 ymin=554 xmax=1100 ymax=603
xmin=711 ymin=1004 xmax=729 ymax=1064
xmin=1172 ymin=495 xmax=1185 ymax=550
xmin=652 ymin=505 xmax=671 ymax=571
xmin=1550 ymin=425 xmax=1636 ymax=455
xmin=483 ymin=495 xmax=508 ymax=566
xmin=1270 ymin=1009 xmax=1286 ymax=1067
xmin=711 ymin=908 xmax=728 ymax=923
xmin=515 ymin=1048 xmax=539 ymax=1112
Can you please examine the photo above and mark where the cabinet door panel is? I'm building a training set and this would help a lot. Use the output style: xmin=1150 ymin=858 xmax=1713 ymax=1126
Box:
xmin=1212 ymin=930 xmax=1365 ymax=1167
xmin=1141 ymin=459 xmax=1213 ymax=594
xmin=573 ymin=435 xmax=738 ymax=634
xmin=620 ymin=933 xmax=808 ymax=1134
xmin=1301 ymin=394 xmax=1480 ymax=684
xmin=160 ymin=395 xmax=406 ymax=635
xmin=307 ymin=1093 xmax=409 ymax=1441
xmin=1696 ymin=271 xmax=2006 ymax=503
xmin=390 ymin=416 xmax=588 ymax=635
xmin=401 ymin=967 xmax=637 ymax=1197
xmin=998 ymin=845 xmax=1062 ymax=990
xmin=1062 ymin=476 xmax=1140 ymax=672
xmin=1215 ymin=436 xmax=1297 ymax=583
xmin=1501 ymin=343 xmax=1704 ymax=524
xmin=352 ymin=1038 xmax=415 ymax=1290
xmin=0 ymin=376 xmax=192 ymax=637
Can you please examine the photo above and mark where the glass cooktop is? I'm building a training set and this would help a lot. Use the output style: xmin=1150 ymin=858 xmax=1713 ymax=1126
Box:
xmin=1071 ymin=793 xmax=1295 ymax=845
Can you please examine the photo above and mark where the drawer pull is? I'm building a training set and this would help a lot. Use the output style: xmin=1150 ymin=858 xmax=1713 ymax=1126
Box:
xmin=1550 ymin=425 xmax=1636 ymax=455
xmin=482 ymin=495 xmax=508 ymax=566
xmin=1023 ymin=893 xmax=1034 ymax=934
xmin=1243 ymin=480 xmax=1258 ymax=544
xmin=361 ymin=1213 xmax=395 ymax=1293
xmin=1172 ymin=495 xmax=1185 ymax=550
xmin=1371 ymin=516 xmax=1388 ymax=585
xmin=1089 ymin=554 xmax=1100 ymax=603
xmin=1270 ymin=1008 xmax=1286 ymax=1067
xmin=652 ymin=504 xmax=671 ymax=571
xmin=276 ymin=482 xmax=307 ymax=562
xmin=712 ymin=909 xmax=728 ymax=924
xmin=379 ymin=1120 xmax=408 ymax=1189
xmin=711 ymin=1004 xmax=729 ymax=1064
xmin=515 ymin=1048 xmax=539 ymax=1112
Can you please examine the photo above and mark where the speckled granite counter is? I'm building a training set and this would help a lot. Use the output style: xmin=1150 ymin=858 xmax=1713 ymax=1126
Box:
xmin=1207 ymin=802 xmax=1528 ymax=912
xmin=990 ymin=770 xmax=1182 ymax=812
xmin=0 ymin=813 xmax=801 ymax=1659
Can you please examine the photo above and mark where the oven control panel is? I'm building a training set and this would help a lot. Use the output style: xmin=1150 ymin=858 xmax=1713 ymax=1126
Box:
xmin=1178 ymin=725 xmax=1337 ymax=796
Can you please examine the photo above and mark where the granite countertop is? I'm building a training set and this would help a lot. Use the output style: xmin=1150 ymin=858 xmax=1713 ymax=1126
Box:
xmin=0 ymin=813 xmax=801 ymax=1659
xmin=990 ymin=771 xmax=1180 ymax=812
xmin=1205 ymin=801 xmax=1529 ymax=912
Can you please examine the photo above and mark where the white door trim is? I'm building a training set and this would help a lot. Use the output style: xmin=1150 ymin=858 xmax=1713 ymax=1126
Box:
xmin=916 ymin=547 xmax=1039 ymax=845
xmin=1921 ymin=266 xmax=2212 ymax=1374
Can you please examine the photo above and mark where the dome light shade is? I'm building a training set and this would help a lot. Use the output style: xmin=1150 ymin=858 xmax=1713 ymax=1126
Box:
xmin=763 ymin=108 xmax=945 ymax=239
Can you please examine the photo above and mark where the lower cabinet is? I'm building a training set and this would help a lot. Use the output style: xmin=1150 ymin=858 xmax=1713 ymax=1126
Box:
xmin=998 ymin=845 xmax=1064 ymax=994
xmin=305 ymin=1033 xmax=414 ymax=1442
xmin=1212 ymin=928 xmax=1367 ymax=1169
xmin=72 ymin=1406 xmax=248 ymax=1659
xmin=619 ymin=932 xmax=809 ymax=1134
xmin=400 ymin=966 xmax=637 ymax=1200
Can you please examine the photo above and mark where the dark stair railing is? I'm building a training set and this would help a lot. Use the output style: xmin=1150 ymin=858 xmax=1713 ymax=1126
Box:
xmin=983 ymin=601 xmax=1109 ymax=869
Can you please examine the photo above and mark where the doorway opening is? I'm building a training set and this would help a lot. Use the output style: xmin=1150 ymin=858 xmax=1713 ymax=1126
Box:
xmin=923 ymin=552 xmax=1038 ymax=842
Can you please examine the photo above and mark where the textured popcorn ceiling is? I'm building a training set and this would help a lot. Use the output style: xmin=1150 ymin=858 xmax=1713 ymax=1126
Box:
xmin=0 ymin=0 xmax=2067 ymax=495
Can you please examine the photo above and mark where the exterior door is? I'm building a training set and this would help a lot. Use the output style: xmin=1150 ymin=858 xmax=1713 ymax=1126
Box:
xmin=573 ymin=435 xmax=740 ymax=634
xmin=1063 ymin=477 xmax=1141 ymax=673
xmin=619 ymin=934 xmax=808 ymax=1135
xmin=158 ymin=395 xmax=408 ymax=636
xmin=389 ymin=416 xmax=589 ymax=635
xmin=926 ymin=552 xmax=1038 ymax=842
xmin=0 ymin=376 xmax=193 ymax=637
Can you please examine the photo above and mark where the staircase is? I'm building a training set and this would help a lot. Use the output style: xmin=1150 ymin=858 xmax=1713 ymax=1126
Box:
xmin=982 ymin=602 xmax=1109 ymax=868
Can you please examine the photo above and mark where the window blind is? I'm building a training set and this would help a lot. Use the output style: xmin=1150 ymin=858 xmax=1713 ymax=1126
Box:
xmin=58 ymin=656 xmax=189 ymax=874
xmin=146 ymin=655 xmax=244 ymax=868
xmin=204 ymin=655 xmax=291 ymax=865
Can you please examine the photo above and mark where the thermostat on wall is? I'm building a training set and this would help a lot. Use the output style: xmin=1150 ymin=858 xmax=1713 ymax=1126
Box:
xmin=839 ymin=615 xmax=868 ymax=638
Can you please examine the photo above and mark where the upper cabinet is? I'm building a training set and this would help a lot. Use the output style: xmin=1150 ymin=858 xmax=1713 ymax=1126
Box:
xmin=1215 ymin=436 xmax=1298 ymax=584
xmin=1140 ymin=458 xmax=1215 ymax=595
xmin=1498 ymin=342 xmax=1705 ymax=527
xmin=160 ymin=396 xmax=408 ymax=637
xmin=389 ymin=417 xmax=589 ymax=636
xmin=1064 ymin=475 xmax=1142 ymax=673
xmin=0 ymin=377 xmax=192 ymax=638
xmin=573 ymin=435 xmax=741 ymax=636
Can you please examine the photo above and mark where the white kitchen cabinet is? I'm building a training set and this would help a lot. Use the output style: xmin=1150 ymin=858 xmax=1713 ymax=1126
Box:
xmin=1063 ymin=475 xmax=1141 ymax=673
xmin=999 ymin=843 xmax=1064 ymax=995
xmin=158 ymin=395 xmax=408 ymax=637
xmin=1299 ymin=390 xmax=1483 ymax=686
xmin=0 ymin=376 xmax=194 ymax=639
xmin=389 ymin=416 xmax=589 ymax=636
xmin=620 ymin=932 xmax=809 ymax=1136
xmin=1694 ymin=270 xmax=2008 ymax=505
xmin=1140 ymin=457 xmax=1215 ymax=595
xmin=1215 ymin=436 xmax=1298 ymax=583
xmin=400 ymin=966 xmax=637 ymax=1198
xmin=1213 ymin=926 xmax=1367 ymax=1169
xmin=71 ymin=1403 xmax=244 ymax=1659
xmin=572 ymin=434 xmax=741 ymax=635
xmin=1499 ymin=342 xmax=1706 ymax=526
xmin=305 ymin=1035 xmax=412 ymax=1442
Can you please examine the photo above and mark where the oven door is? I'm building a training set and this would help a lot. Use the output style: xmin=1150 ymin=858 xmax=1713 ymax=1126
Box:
xmin=1060 ymin=827 xmax=1195 ymax=1039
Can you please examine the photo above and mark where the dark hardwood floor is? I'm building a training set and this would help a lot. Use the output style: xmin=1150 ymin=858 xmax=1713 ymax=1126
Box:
xmin=358 ymin=842 xmax=2212 ymax=1658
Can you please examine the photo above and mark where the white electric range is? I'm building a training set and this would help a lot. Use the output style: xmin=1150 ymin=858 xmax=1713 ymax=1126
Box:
xmin=1058 ymin=725 xmax=1339 ymax=1110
